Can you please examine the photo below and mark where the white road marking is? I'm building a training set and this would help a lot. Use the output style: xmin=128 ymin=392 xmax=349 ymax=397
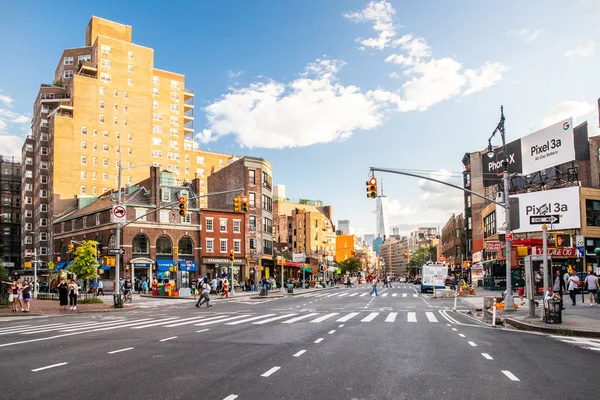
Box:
xmin=392 ymin=293 xmax=397 ymax=297
xmin=382 ymin=293 xmax=388 ymax=297
xmin=412 ymin=294 xmax=418 ymax=298
xmin=482 ymin=353 xmax=493 ymax=360
xmin=223 ymin=395 xmax=238 ymax=400
xmin=360 ymin=293 xmax=368 ymax=297
xmin=293 ymin=350 xmax=307 ymax=357
xmin=339 ymin=324 xmax=344 ymax=327
xmin=446 ymin=324 xmax=451 ymax=327
xmin=138 ymin=316 xmax=206 ymax=328
xmin=159 ymin=336 xmax=177 ymax=342
xmin=425 ymin=312 xmax=438 ymax=323
xmin=452 ymin=328 xmax=458 ymax=331
xmin=326 ymin=294 xmax=337 ymax=298
xmin=253 ymin=314 xmax=298 ymax=324
xmin=108 ymin=347 xmax=134 ymax=354
xmin=402 ymin=294 xmax=407 ymax=298
xmin=502 ymin=370 xmax=520 ymax=381
xmin=282 ymin=313 xmax=319 ymax=324
xmin=6 ymin=323 xmax=71 ymax=335
xmin=310 ymin=313 xmax=339 ymax=323
xmin=468 ymin=341 xmax=477 ymax=347
xmin=314 ymin=338 xmax=324 ymax=343
xmin=349 ymin=293 xmax=358 ymax=297
xmin=196 ymin=329 xmax=210 ymax=333
xmin=226 ymin=314 xmax=276 ymax=325
xmin=328 ymin=330 xmax=336 ymax=334
xmin=261 ymin=366 xmax=281 ymax=377
xmin=459 ymin=334 xmax=466 ymax=338
xmin=338 ymin=293 xmax=349 ymax=297
xmin=337 ymin=312 xmax=359 ymax=322
xmin=407 ymin=312 xmax=417 ymax=323
xmin=31 ymin=362 xmax=68 ymax=372
xmin=195 ymin=315 xmax=251 ymax=326
xmin=0 ymin=324 xmax=31 ymax=333
xmin=361 ymin=313 xmax=379 ymax=322
xmin=385 ymin=312 xmax=397 ymax=322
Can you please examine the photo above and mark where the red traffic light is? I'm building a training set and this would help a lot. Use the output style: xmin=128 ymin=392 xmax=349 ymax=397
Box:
xmin=368 ymin=177 xmax=376 ymax=185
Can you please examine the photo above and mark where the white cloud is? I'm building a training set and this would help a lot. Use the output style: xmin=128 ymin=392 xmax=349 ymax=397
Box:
xmin=462 ymin=62 xmax=509 ymax=96
xmin=228 ymin=70 xmax=243 ymax=79
xmin=388 ymin=72 xmax=400 ymax=79
xmin=565 ymin=37 xmax=596 ymax=57
xmin=0 ymin=135 xmax=25 ymax=157
xmin=343 ymin=0 xmax=400 ymax=50
xmin=507 ymin=28 xmax=544 ymax=42
xmin=0 ymin=94 xmax=13 ymax=106
xmin=539 ymin=100 xmax=595 ymax=129
xmin=0 ymin=109 xmax=30 ymax=124
xmin=387 ymin=199 xmax=415 ymax=218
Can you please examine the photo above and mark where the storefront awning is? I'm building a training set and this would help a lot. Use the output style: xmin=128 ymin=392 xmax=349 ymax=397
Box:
xmin=65 ymin=261 xmax=76 ymax=270
xmin=99 ymin=265 xmax=111 ymax=271
xmin=178 ymin=260 xmax=198 ymax=272
xmin=132 ymin=262 xmax=151 ymax=268
xmin=301 ymin=267 xmax=313 ymax=273
xmin=54 ymin=262 xmax=66 ymax=271
xmin=156 ymin=259 xmax=174 ymax=271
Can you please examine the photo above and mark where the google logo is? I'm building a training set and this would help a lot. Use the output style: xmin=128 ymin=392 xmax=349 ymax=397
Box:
xmin=563 ymin=121 xmax=570 ymax=130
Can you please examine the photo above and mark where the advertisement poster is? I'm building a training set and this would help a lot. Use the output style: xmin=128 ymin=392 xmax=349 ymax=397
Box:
xmin=520 ymin=118 xmax=575 ymax=175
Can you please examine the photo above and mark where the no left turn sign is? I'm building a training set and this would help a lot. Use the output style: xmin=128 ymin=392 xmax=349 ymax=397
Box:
xmin=111 ymin=205 xmax=127 ymax=223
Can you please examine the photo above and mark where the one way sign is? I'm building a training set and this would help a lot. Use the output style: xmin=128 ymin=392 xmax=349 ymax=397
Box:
xmin=530 ymin=215 xmax=560 ymax=225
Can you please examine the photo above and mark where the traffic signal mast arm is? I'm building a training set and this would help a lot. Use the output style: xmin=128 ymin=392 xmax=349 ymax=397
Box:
xmin=121 ymin=188 xmax=245 ymax=228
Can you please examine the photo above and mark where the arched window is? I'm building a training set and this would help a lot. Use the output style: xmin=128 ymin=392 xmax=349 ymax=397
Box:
xmin=108 ymin=234 xmax=116 ymax=249
xmin=133 ymin=233 xmax=149 ymax=255
xmin=156 ymin=235 xmax=172 ymax=255
xmin=95 ymin=236 xmax=103 ymax=255
xmin=60 ymin=243 xmax=67 ymax=259
xmin=178 ymin=236 xmax=193 ymax=255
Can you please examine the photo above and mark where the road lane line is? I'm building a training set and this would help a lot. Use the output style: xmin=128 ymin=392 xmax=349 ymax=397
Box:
xmin=31 ymin=362 xmax=68 ymax=372
xmin=482 ymin=353 xmax=493 ymax=360
xmin=310 ymin=313 xmax=339 ymax=323
xmin=349 ymin=293 xmax=358 ymax=297
xmin=392 ymin=293 xmax=397 ymax=297
xmin=137 ymin=316 xmax=206 ymax=328
xmin=446 ymin=324 xmax=451 ymax=327
xmin=452 ymin=328 xmax=458 ymax=331
xmin=282 ymin=313 xmax=319 ymax=324
xmin=2 ymin=323 xmax=70 ymax=335
xmin=385 ymin=312 xmax=397 ymax=322
xmin=336 ymin=312 xmax=359 ymax=322
xmin=226 ymin=314 xmax=276 ymax=325
xmin=412 ymin=294 xmax=418 ymax=298
xmin=338 ymin=293 xmax=349 ymax=297
xmin=360 ymin=293 xmax=368 ymax=297
xmin=0 ymin=324 xmax=31 ymax=332
xmin=223 ymin=395 xmax=238 ymax=400
xmin=326 ymin=293 xmax=337 ymax=298
xmin=314 ymin=338 xmax=324 ymax=343
xmin=361 ymin=312 xmax=379 ymax=322
xmin=407 ymin=312 xmax=417 ymax=323
xmin=381 ymin=293 xmax=388 ymax=297
xmin=459 ymin=334 xmax=466 ymax=338
xmin=196 ymin=329 xmax=210 ymax=333
xmin=253 ymin=314 xmax=297 ymax=324
xmin=108 ymin=347 xmax=134 ymax=354
xmin=339 ymin=324 xmax=344 ymax=327
xmin=468 ymin=341 xmax=477 ymax=347
xmin=195 ymin=315 xmax=251 ymax=326
xmin=502 ymin=370 xmax=520 ymax=381
xmin=293 ymin=350 xmax=307 ymax=357
xmin=425 ymin=312 xmax=438 ymax=323
xmin=402 ymin=294 xmax=407 ymax=298
xmin=328 ymin=330 xmax=336 ymax=334
xmin=159 ymin=336 xmax=177 ymax=342
xmin=166 ymin=315 xmax=232 ymax=327
xmin=261 ymin=366 xmax=281 ymax=377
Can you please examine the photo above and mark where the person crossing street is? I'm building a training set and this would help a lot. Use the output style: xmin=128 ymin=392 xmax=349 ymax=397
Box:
xmin=370 ymin=277 xmax=378 ymax=296
xmin=195 ymin=278 xmax=213 ymax=308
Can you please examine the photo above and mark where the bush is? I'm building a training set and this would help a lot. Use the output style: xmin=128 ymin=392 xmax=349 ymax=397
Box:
xmin=78 ymin=297 xmax=104 ymax=304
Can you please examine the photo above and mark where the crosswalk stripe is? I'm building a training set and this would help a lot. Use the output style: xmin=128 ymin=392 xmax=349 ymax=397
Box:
xmin=0 ymin=324 xmax=31 ymax=333
xmin=407 ymin=312 xmax=417 ymax=322
xmin=425 ymin=312 xmax=438 ymax=323
xmin=392 ymin=293 xmax=397 ymax=297
xmin=402 ymin=293 xmax=407 ymax=298
xmin=167 ymin=315 xmax=234 ymax=327
xmin=349 ymin=293 xmax=358 ymax=297
xmin=385 ymin=312 xmax=397 ymax=322
xmin=360 ymin=293 xmax=368 ymax=297
xmin=194 ymin=315 xmax=251 ymax=326
xmin=0 ymin=323 xmax=68 ymax=336
xmin=338 ymin=293 xmax=349 ymax=297
xmin=310 ymin=313 xmax=339 ymax=323
xmin=326 ymin=293 xmax=337 ymax=298
xmin=282 ymin=313 xmax=319 ymax=324
xmin=336 ymin=312 xmax=359 ymax=322
xmin=252 ymin=314 xmax=297 ymax=325
xmin=226 ymin=314 xmax=276 ymax=325
xmin=361 ymin=313 xmax=379 ymax=322
xmin=413 ymin=294 xmax=418 ymax=298
xmin=139 ymin=316 xmax=206 ymax=329
xmin=57 ymin=319 xmax=140 ymax=333
xmin=382 ymin=293 xmax=388 ymax=297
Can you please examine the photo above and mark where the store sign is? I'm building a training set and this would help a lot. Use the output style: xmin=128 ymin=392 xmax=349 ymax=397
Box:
xmin=472 ymin=251 xmax=483 ymax=263
xmin=532 ymin=247 xmax=577 ymax=257
xmin=496 ymin=186 xmax=580 ymax=233
xmin=292 ymin=253 xmax=306 ymax=263
xmin=485 ymin=241 xmax=503 ymax=252
xmin=520 ymin=118 xmax=575 ymax=175
xmin=203 ymin=258 xmax=245 ymax=265
xmin=482 ymin=139 xmax=522 ymax=186
xmin=132 ymin=263 xmax=151 ymax=268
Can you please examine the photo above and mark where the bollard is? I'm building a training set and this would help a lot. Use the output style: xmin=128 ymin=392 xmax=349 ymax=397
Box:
xmin=452 ymin=289 xmax=458 ymax=311
xmin=492 ymin=298 xmax=497 ymax=328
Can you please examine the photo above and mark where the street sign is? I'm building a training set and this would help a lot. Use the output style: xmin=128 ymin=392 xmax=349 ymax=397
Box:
xmin=111 ymin=205 xmax=127 ymax=223
xmin=108 ymin=248 xmax=125 ymax=255
xmin=505 ymin=233 xmax=513 ymax=241
xmin=576 ymin=235 xmax=584 ymax=247
xmin=529 ymin=215 xmax=560 ymax=225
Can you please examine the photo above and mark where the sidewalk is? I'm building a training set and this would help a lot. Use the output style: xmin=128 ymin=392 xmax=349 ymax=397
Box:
xmin=0 ymin=298 xmax=131 ymax=317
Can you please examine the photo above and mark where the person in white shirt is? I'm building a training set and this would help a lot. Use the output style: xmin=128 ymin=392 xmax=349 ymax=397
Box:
xmin=195 ymin=278 xmax=213 ymax=308
xmin=567 ymin=273 xmax=580 ymax=306
xmin=584 ymin=271 xmax=598 ymax=307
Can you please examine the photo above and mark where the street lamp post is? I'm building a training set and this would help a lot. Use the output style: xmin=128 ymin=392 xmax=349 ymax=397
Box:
xmin=486 ymin=106 xmax=514 ymax=310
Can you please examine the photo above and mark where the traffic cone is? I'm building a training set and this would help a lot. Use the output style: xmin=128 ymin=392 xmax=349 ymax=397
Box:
xmin=469 ymin=287 xmax=476 ymax=295
xmin=459 ymin=287 xmax=464 ymax=296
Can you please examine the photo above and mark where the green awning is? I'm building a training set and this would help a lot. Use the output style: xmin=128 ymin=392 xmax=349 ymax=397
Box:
xmin=301 ymin=267 xmax=313 ymax=273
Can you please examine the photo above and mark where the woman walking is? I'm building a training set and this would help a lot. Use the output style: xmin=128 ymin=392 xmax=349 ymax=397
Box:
xmin=21 ymin=279 xmax=32 ymax=313
xmin=1 ymin=278 xmax=22 ymax=312
xmin=68 ymin=278 xmax=79 ymax=311
xmin=57 ymin=276 xmax=69 ymax=311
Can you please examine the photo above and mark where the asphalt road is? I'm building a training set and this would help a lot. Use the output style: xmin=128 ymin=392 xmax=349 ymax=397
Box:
xmin=1 ymin=283 xmax=599 ymax=400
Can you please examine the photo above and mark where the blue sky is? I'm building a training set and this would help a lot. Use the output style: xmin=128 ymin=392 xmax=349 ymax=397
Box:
xmin=1 ymin=0 xmax=599 ymax=236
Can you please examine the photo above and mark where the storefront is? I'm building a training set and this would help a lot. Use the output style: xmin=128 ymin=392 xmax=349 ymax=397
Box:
xmin=156 ymin=258 xmax=175 ymax=282
xmin=130 ymin=258 xmax=153 ymax=284
xmin=202 ymin=257 xmax=247 ymax=285
xmin=178 ymin=259 xmax=198 ymax=289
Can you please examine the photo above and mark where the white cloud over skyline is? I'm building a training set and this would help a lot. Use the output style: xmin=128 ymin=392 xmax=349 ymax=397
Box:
xmin=565 ymin=37 xmax=596 ymax=57
xmin=507 ymin=28 xmax=544 ymax=42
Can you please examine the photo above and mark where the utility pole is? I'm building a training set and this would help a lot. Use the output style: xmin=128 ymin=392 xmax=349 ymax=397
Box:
xmin=114 ymin=159 xmax=122 ymax=302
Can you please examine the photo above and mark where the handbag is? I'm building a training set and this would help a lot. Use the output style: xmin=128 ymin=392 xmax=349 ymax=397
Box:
xmin=8 ymin=293 xmax=13 ymax=302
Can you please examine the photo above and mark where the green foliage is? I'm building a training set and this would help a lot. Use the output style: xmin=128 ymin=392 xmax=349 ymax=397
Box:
xmin=407 ymin=245 xmax=438 ymax=275
xmin=0 ymin=262 xmax=8 ymax=282
xmin=47 ymin=261 xmax=55 ymax=271
xmin=338 ymin=258 xmax=362 ymax=274
xmin=78 ymin=297 xmax=103 ymax=304
xmin=68 ymin=240 xmax=99 ymax=281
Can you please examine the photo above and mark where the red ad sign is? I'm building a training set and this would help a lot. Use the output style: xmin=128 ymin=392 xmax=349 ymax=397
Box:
xmin=532 ymin=247 xmax=576 ymax=257
xmin=485 ymin=241 xmax=503 ymax=252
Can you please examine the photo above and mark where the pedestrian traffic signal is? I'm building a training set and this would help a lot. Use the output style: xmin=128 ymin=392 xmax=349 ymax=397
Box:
xmin=229 ymin=249 xmax=235 ymax=262
xmin=233 ymin=196 xmax=241 ymax=212
xmin=366 ymin=177 xmax=378 ymax=198
xmin=240 ymin=196 xmax=249 ymax=212
xmin=68 ymin=244 xmax=74 ymax=253
xmin=178 ymin=195 xmax=188 ymax=217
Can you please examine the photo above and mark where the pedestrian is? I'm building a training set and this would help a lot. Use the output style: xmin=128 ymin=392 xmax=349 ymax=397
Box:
xmin=250 ymin=277 xmax=255 ymax=292
xmin=211 ymin=277 xmax=218 ymax=294
xmin=142 ymin=279 xmax=148 ymax=295
xmin=552 ymin=270 xmax=565 ymax=310
xmin=585 ymin=271 xmax=598 ymax=307
xmin=195 ymin=278 xmax=213 ymax=308
xmin=217 ymin=278 xmax=223 ymax=296
xmin=222 ymin=278 xmax=229 ymax=298
xmin=57 ymin=275 xmax=69 ymax=311
xmin=21 ymin=279 xmax=32 ymax=313
xmin=97 ymin=279 xmax=104 ymax=296
xmin=1 ymin=278 xmax=21 ymax=312
xmin=68 ymin=278 xmax=79 ymax=310
xmin=370 ymin=277 xmax=378 ymax=297
xmin=567 ymin=272 xmax=580 ymax=306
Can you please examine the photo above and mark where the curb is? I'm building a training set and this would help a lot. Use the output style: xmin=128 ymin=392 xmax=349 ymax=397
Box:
xmin=505 ymin=317 xmax=600 ymax=338
xmin=0 ymin=305 xmax=136 ymax=318
xmin=249 ymin=295 xmax=285 ymax=299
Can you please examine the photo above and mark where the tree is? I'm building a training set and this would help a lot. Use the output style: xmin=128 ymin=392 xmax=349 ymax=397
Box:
xmin=67 ymin=240 xmax=99 ymax=298
xmin=338 ymin=258 xmax=362 ymax=275
xmin=407 ymin=245 xmax=437 ymax=275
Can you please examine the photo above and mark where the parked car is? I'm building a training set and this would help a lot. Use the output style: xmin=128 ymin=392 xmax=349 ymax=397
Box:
xmin=399 ymin=277 xmax=407 ymax=283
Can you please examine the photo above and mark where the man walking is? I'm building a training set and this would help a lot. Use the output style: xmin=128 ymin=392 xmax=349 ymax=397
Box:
xmin=195 ymin=278 xmax=213 ymax=308
xmin=585 ymin=271 xmax=598 ymax=307
xmin=567 ymin=272 xmax=580 ymax=306
xmin=552 ymin=270 xmax=565 ymax=310
xmin=370 ymin=277 xmax=378 ymax=297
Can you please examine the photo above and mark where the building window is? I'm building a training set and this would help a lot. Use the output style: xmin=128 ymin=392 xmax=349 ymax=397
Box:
xmin=170 ymin=92 xmax=179 ymax=101
xmin=41 ymin=161 xmax=48 ymax=169
xmin=170 ymin=128 xmax=178 ymax=137
xmin=483 ymin=212 xmax=496 ymax=238
xmin=170 ymin=140 xmax=179 ymax=149
xmin=249 ymin=192 xmax=256 ymax=208
xmin=220 ymin=239 xmax=227 ymax=253
xmin=171 ymin=80 xmax=180 ymax=89
xmin=152 ymin=138 xmax=163 ymax=146
xmin=153 ymin=76 xmax=159 ymax=85
xmin=64 ymin=56 xmax=74 ymax=65
xmin=220 ymin=219 xmax=227 ymax=233
xmin=99 ymin=115 xmax=104 ymax=124
xmin=128 ymin=78 xmax=133 ymax=86
xmin=249 ymin=216 xmax=256 ymax=231
xmin=101 ymin=44 xmax=111 ymax=55
xmin=153 ymin=113 xmax=163 ymax=121
xmin=262 ymin=239 xmax=273 ymax=255
xmin=153 ymin=125 xmax=163 ymax=134
xmin=63 ymin=70 xmax=73 ymax=79
xmin=133 ymin=234 xmax=150 ymax=255
xmin=99 ymin=87 xmax=104 ymax=95
xmin=205 ymin=218 xmax=213 ymax=232
xmin=78 ymin=55 xmax=91 ymax=63
xmin=153 ymin=100 xmax=159 ymax=109
xmin=95 ymin=214 xmax=100 ymax=225
xmin=113 ymin=117 xmax=118 ymax=125
xmin=262 ymin=195 xmax=272 ymax=212
xmin=206 ymin=238 xmax=214 ymax=253
xmin=41 ymin=204 xmax=47 ymax=212
xmin=80 ymin=186 xmax=86 ymax=194
xmin=249 ymin=170 xmax=255 ymax=185
xmin=81 ymin=171 xmax=87 ymax=179
xmin=249 ymin=238 xmax=256 ymax=250
xmin=586 ymin=200 xmax=600 ymax=226
xmin=153 ymin=88 xmax=159 ymax=96
xmin=40 ymin=218 xmax=47 ymax=227
xmin=99 ymin=101 xmax=104 ymax=109
xmin=103 ymin=173 xmax=108 ymax=181
xmin=233 ymin=239 xmax=241 ymax=253
xmin=123 ymin=119 xmax=128 ymax=126
xmin=128 ymin=51 xmax=134 ymax=59
xmin=124 ymin=105 xmax=128 ymax=113
xmin=81 ymin=156 xmax=87 ymax=165
xmin=263 ymin=217 xmax=273 ymax=234
xmin=128 ymin=65 xmax=133 ymax=73
xmin=24 ymin=236 xmax=32 ymax=244
xmin=170 ymin=104 xmax=179 ymax=113
xmin=152 ymin=150 xmax=163 ymax=158
xmin=82 ymin=217 xmax=87 ymax=228
xmin=100 ymin=72 xmax=111 ymax=83
xmin=92 ymin=171 xmax=97 ymax=179
xmin=81 ymin=141 xmax=87 ymax=150
xmin=170 ymin=116 xmax=178 ymax=125
xmin=81 ymin=126 xmax=87 ymax=135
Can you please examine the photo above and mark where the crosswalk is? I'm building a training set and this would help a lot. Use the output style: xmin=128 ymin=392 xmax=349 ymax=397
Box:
xmin=0 ymin=311 xmax=442 ymax=342
xmin=305 ymin=291 xmax=420 ymax=298
xmin=550 ymin=335 xmax=600 ymax=352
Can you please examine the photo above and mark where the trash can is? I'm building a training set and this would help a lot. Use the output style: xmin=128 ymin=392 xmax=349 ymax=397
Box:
xmin=259 ymin=287 xmax=268 ymax=297
xmin=287 ymin=284 xmax=294 ymax=294
xmin=158 ymin=284 xmax=165 ymax=296
xmin=544 ymin=299 xmax=562 ymax=324
xmin=113 ymin=293 xmax=123 ymax=309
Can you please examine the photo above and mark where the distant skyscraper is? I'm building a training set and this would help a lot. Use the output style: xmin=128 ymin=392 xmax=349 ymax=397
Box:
xmin=376 ymin=196 xmax=391 ymax=239
xmin=363 ymin=234 xmax=375 ymax=248
xmin=338 ymin=220 xmax=350 ymax=235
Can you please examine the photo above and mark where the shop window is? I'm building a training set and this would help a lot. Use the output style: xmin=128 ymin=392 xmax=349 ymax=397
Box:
xmin=156 ymin=235 xmax=172 ymax=255
xmin=178 ymin=236 xmax=193 ymax=255
xmin=132 ymin=233 xmax=149 ymax=255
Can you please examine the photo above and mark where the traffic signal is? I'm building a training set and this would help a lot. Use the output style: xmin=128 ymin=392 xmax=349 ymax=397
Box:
xmin=233 ymin=196 xmax=241 ymax=212
xmin=403 ymin=252 xmax=409 ymax=258
xmin=229 ymin=249 xmax=235 ymax=262
xmin=366 ymin=177 xmax=377 ymax=198
xmin=240 ymin=196 xmax=249 ymax=212
xmin=178 ymin=195 xmax=188 ymax=217
xmin=174 ymin=246 xmax=179 ymax=256
xmin=68 ymin=244 xmax=74 ymax=253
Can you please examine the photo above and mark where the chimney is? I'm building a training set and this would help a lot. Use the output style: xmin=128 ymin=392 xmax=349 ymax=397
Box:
xmin=150 ymin=166 xmax=160 ymax=206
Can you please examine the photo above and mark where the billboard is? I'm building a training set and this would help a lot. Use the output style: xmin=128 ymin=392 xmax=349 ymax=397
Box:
xmin=496 ymin=186 xmax=580 ymax=233
xmin=482 ymin=139 xmax=522 ymax=186
xmin=520 ymin=118 xmax=575 ymax=175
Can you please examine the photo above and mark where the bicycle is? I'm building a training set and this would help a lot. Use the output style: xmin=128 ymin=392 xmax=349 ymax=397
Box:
xmin=122 ymin=290 xmax=133 ymax=304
